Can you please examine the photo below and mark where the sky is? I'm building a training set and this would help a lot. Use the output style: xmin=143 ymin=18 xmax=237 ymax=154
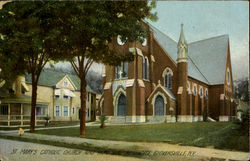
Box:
xmin=147 ymin=1 xmax=249 ymax=80
xmin=0 ymin=1 xmax=249 ymax=80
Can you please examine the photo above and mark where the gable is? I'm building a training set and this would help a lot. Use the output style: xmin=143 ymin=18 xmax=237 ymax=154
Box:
xmin=25 ymin=69 xmax=96 ymax=93
xmin=147 ymin=84 xmax=176 ymax=102
xmin=56 ymin=75 xmax=76 ymax=90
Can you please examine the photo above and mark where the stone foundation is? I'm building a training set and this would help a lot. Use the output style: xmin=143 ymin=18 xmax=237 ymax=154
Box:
xmin=177 ymin=115 xmax=193 ymax=122
xmin=219 ymin=116 xmax=229 ymax=122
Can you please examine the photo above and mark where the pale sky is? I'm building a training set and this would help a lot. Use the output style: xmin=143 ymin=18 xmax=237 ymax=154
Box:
xmin=148 ymin=1 xmax=249 ymax=80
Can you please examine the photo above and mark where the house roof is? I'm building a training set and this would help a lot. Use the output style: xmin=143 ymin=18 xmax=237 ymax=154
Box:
xmin=145 ymin=20 xmax=228 ymax=85
xmin=25 ymin=69 xmax=96 ymax=93
xmin=1 ymin=94 xmax=49 ymax=104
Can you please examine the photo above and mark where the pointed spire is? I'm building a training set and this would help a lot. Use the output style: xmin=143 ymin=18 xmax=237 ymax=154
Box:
xmin=177 ymin=24 xmax=188 ymax=63
xmin=178 ymin=24 xmax=187 ymax=45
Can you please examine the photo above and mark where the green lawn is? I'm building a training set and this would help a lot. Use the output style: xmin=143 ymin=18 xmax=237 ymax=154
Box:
xmin=35 ymin=122 xmax=249 ymax=152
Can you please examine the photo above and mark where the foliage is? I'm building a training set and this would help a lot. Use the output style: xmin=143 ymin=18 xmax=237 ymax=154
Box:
xmin=234 ymin=78 xmax=249 ymax=102
xmin=98 ymin=115 xmax=109 ymax=128
xmin=0 ymin=1 xmax=65 ymax=132
xmin=0 ymin=1 xmax=157 ymax=135
xmin=42 ymin=1 xmax=157 ymax=135
xmin=44 ymin=115 xmax=51 ymax=127
xmin=233 ymin=109 xmax=249 ymax=132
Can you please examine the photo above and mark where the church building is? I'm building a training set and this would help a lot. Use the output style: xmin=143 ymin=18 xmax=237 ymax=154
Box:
xmin=98 ymin=21 xmax=236 ymax=123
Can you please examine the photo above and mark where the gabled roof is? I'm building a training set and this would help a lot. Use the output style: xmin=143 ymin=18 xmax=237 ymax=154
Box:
xmin=188 ymin=35 xmax=229 ymax=85
xmin=146 ymin=22 xmax=178 ymax=64
xmin=147 ymin=83 xmax=176 ymax=102
xmin=25 ymin=69 xmax=96 ymax=93
xmin=145 ymin=20 xmax=229 ymax=85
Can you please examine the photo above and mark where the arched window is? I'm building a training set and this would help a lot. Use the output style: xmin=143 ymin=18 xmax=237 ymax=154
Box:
xmin=193 ymin=84 xmax=197 ymax=96
xmin=116 ymin=62 xmax=128 ymax=79
xmin=162 ymin=68 xmax=173 ymax=89
xmin=142 ymin=56 xmax=149 ymax=80
xmin=117 ymin=93 xmax=126 ymax=116
xmin=205 ymin=88 xmax=208 ymax=98
xmin=154 ymin=95 xmax=164 ymax=116
xmin=199 ymin=87 xmax=203 ymax=96
xmin=187 ymin=81 xmax=191 ymax=93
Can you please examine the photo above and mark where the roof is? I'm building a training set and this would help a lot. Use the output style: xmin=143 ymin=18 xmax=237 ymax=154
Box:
xmin=1 ymin=94 xmax=49 ymax=104
xmin=188 ymin=35 xmax=229 ymax=85
xmin=146 ymin=22 xmax=178 ymax=64
xmin=25 ymin=69 xmax=96 ymax=93
xmin=145 ymin=20 xmax=229 ymax=85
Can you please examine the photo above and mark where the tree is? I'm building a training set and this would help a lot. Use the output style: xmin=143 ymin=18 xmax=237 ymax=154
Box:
xmin=0 ymin=1 xmax=63 ymax=132
xmin=46 ymin=1 xmax=157 ymax=136
xmin=0 ymin=48 xmax=26 ymax=91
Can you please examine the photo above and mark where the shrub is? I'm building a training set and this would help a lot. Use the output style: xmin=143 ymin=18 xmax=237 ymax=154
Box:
xmin=99 ymin=115 xmax=108 ymax=128
xmin=44 ymin=115 xmax=51 ymax=127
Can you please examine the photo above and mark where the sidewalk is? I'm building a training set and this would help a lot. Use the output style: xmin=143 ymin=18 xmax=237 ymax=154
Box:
xmin=1 ymin=132 xmax=249 ymax=161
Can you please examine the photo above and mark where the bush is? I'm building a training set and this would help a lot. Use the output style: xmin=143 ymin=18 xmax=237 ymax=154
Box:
xmin=44 ymin=115 xmax=51 ymax=127
xmin=98 ymin=115 xmax=108 ymax=128
xmin=233 ymin=109 xmax=249 ymax=131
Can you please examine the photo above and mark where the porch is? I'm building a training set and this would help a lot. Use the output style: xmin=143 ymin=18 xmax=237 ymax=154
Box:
xmin=0 ymin=95 xmax=49 ymax=126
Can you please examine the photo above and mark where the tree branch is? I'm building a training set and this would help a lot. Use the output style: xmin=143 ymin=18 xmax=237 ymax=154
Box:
xmin=71 ymin=60 xmax=80 ymax=77
xmin=84 ymin=59 xmax=93 ymax=75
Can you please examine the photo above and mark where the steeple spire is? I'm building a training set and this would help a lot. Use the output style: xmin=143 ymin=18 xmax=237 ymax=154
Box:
xmin=177 ymin=24 xmax=188 ymax=63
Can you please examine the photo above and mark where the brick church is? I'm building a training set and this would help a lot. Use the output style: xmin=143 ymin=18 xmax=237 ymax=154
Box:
xmin=98 ymin=21 xmax=236 ymax=123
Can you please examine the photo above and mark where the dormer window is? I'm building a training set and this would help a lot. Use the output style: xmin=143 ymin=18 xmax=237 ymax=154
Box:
xmin=115 ymin=62 xmax=128 ymax=79
xmin=55 ymin=95 xmax=60 ymax=99
xmin=63 ymin=95 xmax=68 ymax=99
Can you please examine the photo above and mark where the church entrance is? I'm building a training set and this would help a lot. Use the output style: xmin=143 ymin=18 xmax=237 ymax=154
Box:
xmin=117 ymin=93 xmax=126 ymax=116
xmin=154 ymin=95 xmax=164 ymax=116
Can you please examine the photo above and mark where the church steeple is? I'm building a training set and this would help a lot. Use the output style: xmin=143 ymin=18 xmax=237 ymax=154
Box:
xmin=177 ymin=24 xmax=188 ymax=63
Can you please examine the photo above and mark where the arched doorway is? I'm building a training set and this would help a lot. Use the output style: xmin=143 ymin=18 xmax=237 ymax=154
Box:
xmin=117 ymin=93 xmax=126 ymax=116
xmin=154 ymin=95 xmax=164 ymax=116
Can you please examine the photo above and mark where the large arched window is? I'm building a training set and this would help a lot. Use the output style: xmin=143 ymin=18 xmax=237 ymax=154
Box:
xmin=162 ymin=67 xmax=173 ymax=89
xmin=142 ymin=56 xmax=149 ymax=80
xmin=116 ymin=62 xmax=128 ymax=79
xmin=154 ymin=95 xmax=165 ymax=116
xmin=117 ymin=93 xmax=126 ymax=116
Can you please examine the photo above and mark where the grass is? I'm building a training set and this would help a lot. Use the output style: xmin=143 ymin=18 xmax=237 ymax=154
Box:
xmin=34 ymin=122 xmax=249 ymax=152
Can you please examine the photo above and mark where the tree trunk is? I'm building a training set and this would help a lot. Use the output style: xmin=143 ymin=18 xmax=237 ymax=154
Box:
xmin=80 ymin=75 xmax=87 ymax=136
xmin=30 ymin=77 xmax=38 ymax=133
